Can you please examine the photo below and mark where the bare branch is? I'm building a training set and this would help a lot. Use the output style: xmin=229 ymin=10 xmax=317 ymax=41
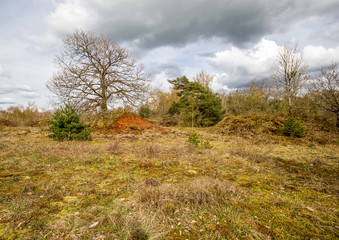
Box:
xmin=271 ymin=44 xmax=309 ymax=115
xmin=310 ymin=63 xmax=339 ymax=127
xmin=193 ymin=70 xmax=214 ymax=91
xmin=47 ymin=30 xmax=151 ymax=116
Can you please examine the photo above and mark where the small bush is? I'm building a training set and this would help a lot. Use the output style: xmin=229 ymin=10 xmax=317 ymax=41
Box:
xmin=283 ymin=117 xmax=305 ymax=138
xmin=139 ymin=105 xmax=151 ymax=118
xmin=188 ymin=131 xmax=212 ymax=148
xmin=188 ymin=131 xmax=201 ymax=147
xmin=201 ymin=140 xmax=212 ymax=149
xmin=0 ymin=103 xmax=52 ymax=127
xmin=49 ymin=104 xmax=91 ymax=141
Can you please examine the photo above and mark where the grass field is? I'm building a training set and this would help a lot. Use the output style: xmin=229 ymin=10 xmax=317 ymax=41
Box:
xmin=0 ymin=126 xmax=338 ymax=239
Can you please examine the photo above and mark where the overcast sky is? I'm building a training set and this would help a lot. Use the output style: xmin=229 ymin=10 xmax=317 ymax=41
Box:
xmin=0 ymin=0 xmax=339 ymax=110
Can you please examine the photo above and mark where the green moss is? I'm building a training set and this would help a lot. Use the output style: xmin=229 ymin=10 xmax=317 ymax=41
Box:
xmin=0 ymin=126 xmax=337 ymax=239
xmin=0 ymin=224 xmax=28 ymax=240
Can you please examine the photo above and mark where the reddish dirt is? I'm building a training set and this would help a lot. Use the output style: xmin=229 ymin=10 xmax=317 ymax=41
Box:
xmin=110 ymin=113 xmax=157 ymax=133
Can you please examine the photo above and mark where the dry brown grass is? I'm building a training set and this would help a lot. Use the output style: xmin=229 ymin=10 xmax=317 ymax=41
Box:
xmin=0 ymin=126 xmax=338 ymax=239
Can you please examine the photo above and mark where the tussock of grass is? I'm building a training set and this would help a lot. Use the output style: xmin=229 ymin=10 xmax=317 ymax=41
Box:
xmin=0 ymin=126 xmax=338 ymax=239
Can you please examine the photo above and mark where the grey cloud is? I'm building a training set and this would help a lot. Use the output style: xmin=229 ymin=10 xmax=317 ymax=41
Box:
xmin=0 ymin=84 xmax=34 ymax=94
xmin=221 ymin=74 xmax=267 ymax=89
xmin=47 ymin=0 xmax=339 ymax=50
xmin=222 ymin=75 xmax=253 ymax=89
xmin=232 ymin=81 xmax=253 ymax=89
xmin=214 ymin=66 xmax=267 ymax=89
xmin=98 ymin=0 xmax=273 ymax=48
xmin=198 ymin=52 xmax=216 ymax=58
xmin=150 ymin=62 xmax=184 ymax=78
xmin=0 ymin=84 xmax=39 ymax=99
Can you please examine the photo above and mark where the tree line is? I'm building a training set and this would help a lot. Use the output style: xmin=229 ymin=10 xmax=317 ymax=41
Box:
xmin=141 ymin=46 xmax=338 ymax=128
xmin=1 ymin=30 xmax=338 ymax=129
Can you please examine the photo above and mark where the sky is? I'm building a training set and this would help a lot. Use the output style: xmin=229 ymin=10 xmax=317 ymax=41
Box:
xmin=0 ymin=0 xmax=339 ymax=110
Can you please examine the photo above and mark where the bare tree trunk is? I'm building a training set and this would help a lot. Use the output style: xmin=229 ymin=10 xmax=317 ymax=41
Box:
xmin=288 ymin=96 xmax=292 ymax=116
xmin=100 ymin=98 xmax=109 ymax=126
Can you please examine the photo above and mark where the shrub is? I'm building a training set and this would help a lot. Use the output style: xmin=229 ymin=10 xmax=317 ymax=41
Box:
xmin=49 ymin=104 xmax=91 ymax=141
xmin=139 ymin=105 xmax=151 ymax=118
xmin=283 ymin=117 xmax=305 ymax=138
xmin=201 ymin=140 xmax=212 ymax=149
xmin=188 ymin=131 xmax=212 ymax=148
xmin=188 ymin=131 xmax=201 ymax=147
xmin=0 ymin=103 xmax=52 ymax=127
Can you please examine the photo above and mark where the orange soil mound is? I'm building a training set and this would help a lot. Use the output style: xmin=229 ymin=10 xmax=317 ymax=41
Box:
xmin=110 ymin=113 xmax=156 ymax=133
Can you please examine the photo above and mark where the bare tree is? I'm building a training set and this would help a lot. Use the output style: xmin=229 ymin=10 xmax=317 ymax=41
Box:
xmin=272 ymin=44 xmax=309 ymax=115
xmin=310 ymin=63 xmax=339 ymax=128
xmin=47 ymin=30 xmax=150 ymax=121
xmin=193 ymin=70 xmax=214 ymax=91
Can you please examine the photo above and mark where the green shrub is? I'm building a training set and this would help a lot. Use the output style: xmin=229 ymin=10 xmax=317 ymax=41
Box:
xmin=188 ymin=131 xmax=212 ymax=148
xmin=283 ymin=117 xmax=305 ymax=138
xmin=139 ymin=105 xmax=151 ymax=118
xmin=201 ymin=140 xmax=212 ymax=149
xmin=49 ymin=104 xmax=91 ymax=141
xmin=188 ymin=131 xmax=201 ymax=147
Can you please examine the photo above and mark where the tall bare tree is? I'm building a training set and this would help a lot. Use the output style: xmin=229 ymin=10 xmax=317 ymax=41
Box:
xmin=47 ymin=30 xmax=150 ymax=121
xmin=310 ymin=63 xmax=339 ymax=128
xmin=272 ymin=44 xmax=309 ymax=115
xmin=193 ymin=70 xmax=214 ymax=91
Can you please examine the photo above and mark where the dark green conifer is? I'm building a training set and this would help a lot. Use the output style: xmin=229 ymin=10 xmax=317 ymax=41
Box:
xmin=283 ymin=116 xmax=305 ymax=138
xmin=49 ymin=104 xmax=91 ymax=141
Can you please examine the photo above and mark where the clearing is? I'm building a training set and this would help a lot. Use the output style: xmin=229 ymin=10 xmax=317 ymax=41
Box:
xmin=0 ymin=126 xmax=338 ymax=239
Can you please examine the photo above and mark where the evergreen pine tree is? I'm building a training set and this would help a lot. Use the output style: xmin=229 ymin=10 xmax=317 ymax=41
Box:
xmin=283 ymin=116 xmax=305 ymax=138
xmin=49 ymin=104 xmax=91 ymax=141
xmin=168 ymin=76 xmax=224 ymax=127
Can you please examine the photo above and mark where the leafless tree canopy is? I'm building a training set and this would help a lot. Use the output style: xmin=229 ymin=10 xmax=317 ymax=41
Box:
xmin=193 ymin=70 xmax=214 ymax=91
xmin=311 ymin=63 xmax=339 ymax=127
xmin=47 ymin=30 xmax=150 ymax=114
xmin=271 ymin=44 xmax=309 ymax=115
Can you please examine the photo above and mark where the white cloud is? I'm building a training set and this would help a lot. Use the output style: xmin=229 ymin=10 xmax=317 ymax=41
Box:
xmin=0 ymin=83 xmax=14 ymax=94
xmin=0 ymin=83 xmax=39 ymax=100
xmin=16 ymin=84 xmax=35 ymax=92
xmin=211 ymin=73 xmax=231 ymax=92
xmin=0 ymin=83 xmax=35 ymax=94
xmin=24 ymin=32 xmax=61 ymax=53
xmin=1 ymin=0 xmax=339 ymax=109
xmin=18 ymin=91 xmax=40 ymax=98
xmin=0 ymin=97 xmax=15 ymax=104
xmin=0 ymin=65 xmax=11 ymax=79
xmin=45 ymin=0 xmax=98 ymax=35
xmin=207 ymin=39 xmax=280 ymax=89
xmin=151 ymin=71 xmax=172 ymax=91
xmin=303 ymin=45 xmax=339 ymax=70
